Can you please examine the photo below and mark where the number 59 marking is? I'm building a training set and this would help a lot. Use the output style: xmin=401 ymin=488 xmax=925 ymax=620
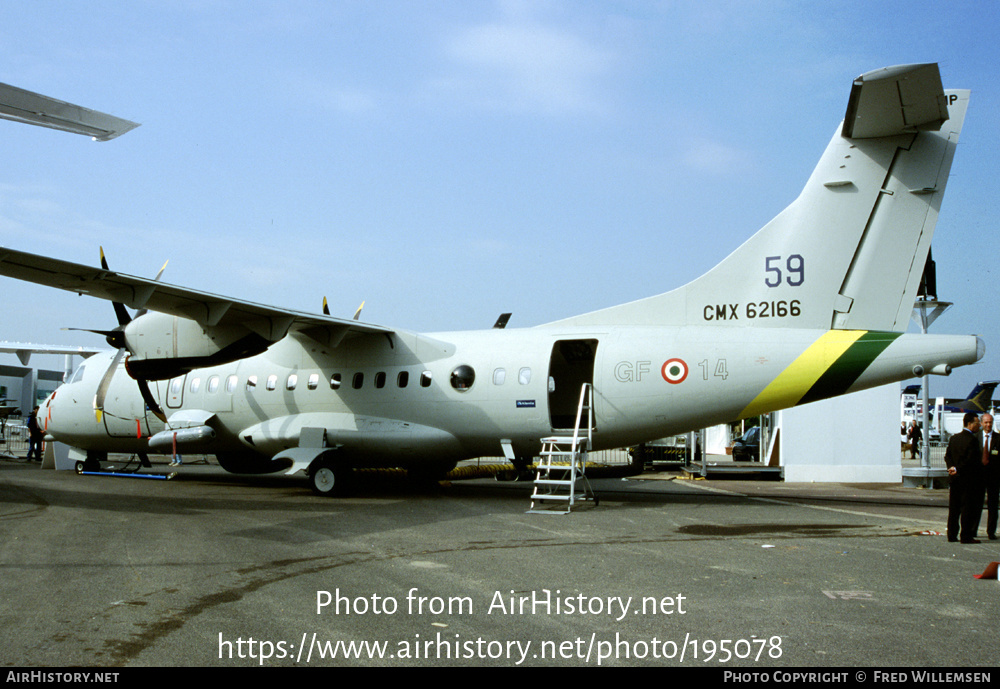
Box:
xmin=765 ymin=254 xmax=804 ymax=287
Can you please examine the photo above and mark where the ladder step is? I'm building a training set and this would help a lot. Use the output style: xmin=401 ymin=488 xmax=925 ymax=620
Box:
xmin=527 ymin=383 xmax=597 ymax=513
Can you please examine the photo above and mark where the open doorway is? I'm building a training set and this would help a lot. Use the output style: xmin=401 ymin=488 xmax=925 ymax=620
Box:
xmin=548 ymin=339 xmax=598 ymax=431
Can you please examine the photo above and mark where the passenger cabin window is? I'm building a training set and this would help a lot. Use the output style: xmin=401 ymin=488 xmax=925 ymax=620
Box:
xmin=519 ymin=368 xmax=532 ymax=385
xmin=308 ymin=373 xmax=319 ymax=390
xmin=226 ymin=375 xmax=238 ymax=393
xmin=330 ymin=373 xmax=342 ymax=390
xmin=397 ymin=371 xmax=409 ymax=388
xmin=450 ymin=365 xmax=475 ymax=391
xmin=189 ymin=377 xmax=201 ymax=394
xmin=246 ymin=375 xmax=257 ymax=390
xmin=207 ymin=376 xmax=220 ymax=394
xmin=266 ymin=374 xmax=278 ymax=391
xmin=420 ymin=371 xmax=433 ymax=388
xmin=286 ymin=374 xmax=298 ymax=391
xmin=375 ymin=372 xmax=386 ymax=389
xmin=493 ymin=368 xmax=506 ymax=385
xmin=352 ymin=372 xmax=364 ymax=389
xmin=170 ymin=378 xmax=183 ymax=395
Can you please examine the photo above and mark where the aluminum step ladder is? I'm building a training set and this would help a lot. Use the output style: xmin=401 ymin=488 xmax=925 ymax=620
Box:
xmin=528 ymin=383 xmax=598 ymax=514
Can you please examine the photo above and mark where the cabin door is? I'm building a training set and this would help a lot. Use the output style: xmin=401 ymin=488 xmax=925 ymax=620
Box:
xmin=548 ymin=339 xmax=598 ymax=432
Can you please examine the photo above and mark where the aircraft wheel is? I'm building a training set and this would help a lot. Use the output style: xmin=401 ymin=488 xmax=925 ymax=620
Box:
xmin=75 ymin=461 xmax=85 ymax=474
xmin=309 ymin=457 xmax=350 ymax=496
xmin=81 ymin=452 xmax=104 ymax=473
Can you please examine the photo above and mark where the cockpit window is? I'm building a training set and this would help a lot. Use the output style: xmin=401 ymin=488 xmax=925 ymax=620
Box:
xmin=68 ymin=363 xmax=87 ymax=384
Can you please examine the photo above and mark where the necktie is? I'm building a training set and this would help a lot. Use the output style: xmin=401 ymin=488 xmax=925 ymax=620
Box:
xmin=984 ymin=434 xmax=990 ymax=466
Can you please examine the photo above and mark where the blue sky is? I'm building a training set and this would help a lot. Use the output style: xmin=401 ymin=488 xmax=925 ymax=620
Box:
xmin=0 ymin=0 xmax=998 ymax=399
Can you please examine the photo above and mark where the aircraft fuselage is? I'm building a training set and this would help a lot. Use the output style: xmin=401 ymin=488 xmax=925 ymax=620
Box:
xmin=41 ymin=325 xmax=982 ymax=471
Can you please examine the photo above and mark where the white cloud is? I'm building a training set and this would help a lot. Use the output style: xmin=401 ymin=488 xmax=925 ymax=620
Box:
xmin=435 ymin=14 xmax=615 ymax=115
xmin=681 ymin=138 xmax=751 ymax=176
xmin=285 ymin=74 xmax=380 ymax=116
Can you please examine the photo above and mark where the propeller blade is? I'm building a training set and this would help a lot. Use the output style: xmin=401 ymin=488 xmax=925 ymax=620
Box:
xmin=136 ymin=377 xmax=167 ymax=423
xmin=93 ymin=349 xmax=125 ymax=420
xmin=64 ymin=326 xmax=125 ymax=349
xmin=99 ymin=247 xmax=133 ymax=327
xmin=93 ymin=248 xmax=168 ymax=423
xmin=135 ymin=259 xmax=169 ymax=319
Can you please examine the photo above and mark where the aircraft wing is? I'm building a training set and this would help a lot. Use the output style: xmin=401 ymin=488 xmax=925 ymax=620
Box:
xmin=0 ymin=342 xmax=105 ymax=366
xmin=0 ymin=247 xmax=394 ymax=344
xmin=0 ymin=82 xmax=139 ymax=141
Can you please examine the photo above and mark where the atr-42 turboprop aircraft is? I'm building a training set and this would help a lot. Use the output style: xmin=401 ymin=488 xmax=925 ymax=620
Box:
xmin=0 ymin=64 xmax=984 ymax=494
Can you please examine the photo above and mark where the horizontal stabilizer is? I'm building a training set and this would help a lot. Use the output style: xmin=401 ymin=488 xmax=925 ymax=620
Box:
xmin=0 ymin=82 xmax=139 ymax=141
xmin=842 ymin=63 xmax=949 ymax=139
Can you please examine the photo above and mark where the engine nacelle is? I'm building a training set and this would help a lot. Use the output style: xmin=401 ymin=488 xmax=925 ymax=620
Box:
xmin=122 ymin=312 xmax=273 ymax=380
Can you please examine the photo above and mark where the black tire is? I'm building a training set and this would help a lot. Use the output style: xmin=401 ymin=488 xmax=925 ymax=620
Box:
xmin=82 ymin=451 xmax=104 ymax=473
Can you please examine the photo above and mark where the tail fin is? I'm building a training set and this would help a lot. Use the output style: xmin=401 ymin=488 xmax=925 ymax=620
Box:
xmin=950 ymin=380 xmax=999 ymax=413
xmin=548 ymin=63 xmax=967 ymax=332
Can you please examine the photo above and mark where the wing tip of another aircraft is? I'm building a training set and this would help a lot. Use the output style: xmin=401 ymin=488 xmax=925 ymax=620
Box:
xmin=0 ymin=82 xmax=139 ymax=141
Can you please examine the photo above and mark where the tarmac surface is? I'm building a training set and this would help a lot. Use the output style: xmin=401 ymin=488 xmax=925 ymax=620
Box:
xmin=0 ymin=454 xmax=997 ymax=668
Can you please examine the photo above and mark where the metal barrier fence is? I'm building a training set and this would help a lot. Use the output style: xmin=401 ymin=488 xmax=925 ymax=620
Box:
xmin=465 ymin=447 xmax=635 ymax=468
xmin=901 ymin=440 xmax=947 ymax=466
xmin=1 ymin=418 xmax=29 ymax=457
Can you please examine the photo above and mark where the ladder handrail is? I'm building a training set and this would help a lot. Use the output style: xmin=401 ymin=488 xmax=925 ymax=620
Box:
xmin=570 ymin=382 xmax=593 ymax=458
xmin=528 ymin=383 xmax=597 ymax=513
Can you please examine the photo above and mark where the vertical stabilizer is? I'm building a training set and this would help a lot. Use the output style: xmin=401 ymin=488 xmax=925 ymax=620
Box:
xmin=546 ymin=64 xmax=967 ymax=333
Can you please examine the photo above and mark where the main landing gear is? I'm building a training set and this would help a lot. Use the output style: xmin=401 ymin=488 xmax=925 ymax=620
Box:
xmin=496 ymin=455 xmax=535 ymax=482
xmin=308 ymin=455 xmax=353 ymax=496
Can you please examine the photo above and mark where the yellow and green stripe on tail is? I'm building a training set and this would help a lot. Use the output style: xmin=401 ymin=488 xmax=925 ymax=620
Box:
xmin=740 ymin=330 xmax=901 ymax=418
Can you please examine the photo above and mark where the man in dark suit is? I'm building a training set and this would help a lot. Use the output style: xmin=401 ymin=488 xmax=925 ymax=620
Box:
xmin=983 ymin=413 xmax=1000 ymax=540
xmin=944 ymin=412 xmax=985 ymax=543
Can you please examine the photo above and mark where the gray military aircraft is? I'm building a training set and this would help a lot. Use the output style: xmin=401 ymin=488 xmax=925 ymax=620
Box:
xmin=0 ymin=64 xmax=984 ymax=494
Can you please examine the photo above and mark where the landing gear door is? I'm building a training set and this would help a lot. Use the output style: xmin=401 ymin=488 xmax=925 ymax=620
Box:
xmin=548 ymin=339 xmax=598 ymax=432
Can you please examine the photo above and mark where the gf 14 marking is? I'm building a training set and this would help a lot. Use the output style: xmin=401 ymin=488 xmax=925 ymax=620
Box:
xmin=702 ymin=299 xmax=801 ymax=321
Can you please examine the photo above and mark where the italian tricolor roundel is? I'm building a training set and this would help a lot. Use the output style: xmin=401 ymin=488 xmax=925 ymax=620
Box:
xmin=661 ymin=358 xmax=688 ymax=384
